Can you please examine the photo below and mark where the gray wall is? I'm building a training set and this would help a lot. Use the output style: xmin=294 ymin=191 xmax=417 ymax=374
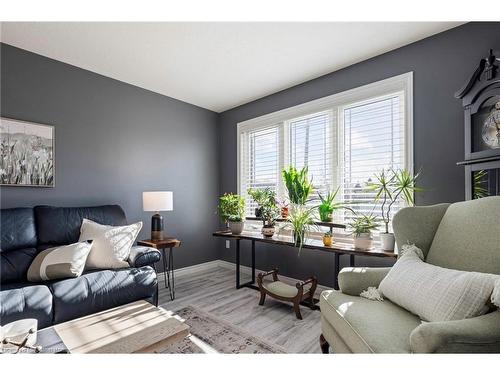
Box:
xmin=218 ymin=22 xmax=500 ymax=286
xmin=0 ymin=43 xmax=220 ymax=270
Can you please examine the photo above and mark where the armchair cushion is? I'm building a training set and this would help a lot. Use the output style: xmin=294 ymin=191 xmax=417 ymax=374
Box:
xmin=410 ymin=311 xmax=500 ymax=353
xmin=320 ymin=289 xmax=421 ymax=353
xmin=128 ymin=246 xmax=161 ymax=268
xmin=338 ymin=267 xmax=391 ymax=296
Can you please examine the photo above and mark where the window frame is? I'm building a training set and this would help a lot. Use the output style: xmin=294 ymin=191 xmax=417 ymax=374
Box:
xmin=237 ymin=72 xmax=414 ymax=221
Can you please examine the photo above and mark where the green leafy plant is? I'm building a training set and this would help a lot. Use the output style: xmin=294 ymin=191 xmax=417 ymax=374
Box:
xmin=247 ymin=187 xmax=276 ymax=208
xmin=218 ymin=193 xmax=245 ymax=223
xmin=317 ymin=187 xmax=354 ymax=222
xmin=282 ymin=166 xmax=313 ymax=205
xmin=473 ymin=170 xmax=489 ymax=199
xmin=348 ymin=213 xmax=380 ymax=237
xmin=367 ymin=169 xmax=422 ymax=233
xmin=284 ymin=204 xmax=316 ymax=252
xmin=261 ymin=204 xmax=280 ymax=227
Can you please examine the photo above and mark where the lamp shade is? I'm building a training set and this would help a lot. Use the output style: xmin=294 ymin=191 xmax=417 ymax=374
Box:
xmin=142 ymin=191 xmax=173 ymax=212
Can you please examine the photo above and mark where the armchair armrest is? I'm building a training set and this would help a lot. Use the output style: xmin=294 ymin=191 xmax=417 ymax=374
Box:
xmin=338 ymin=267 xmax=391 ymax=296
xmin=410 ymin=311 xmax=500 ymax=353
xmin=128 ymin=246 xmax=161 ymax=268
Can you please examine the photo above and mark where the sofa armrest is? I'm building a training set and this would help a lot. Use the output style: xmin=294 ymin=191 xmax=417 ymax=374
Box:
xmin=128 ymin=246 xmax=161 ymax=268
xmin=410 ymin=311 xmax=500 ymax=353
xmin=338 ymin=267 xmax=391 ymax=296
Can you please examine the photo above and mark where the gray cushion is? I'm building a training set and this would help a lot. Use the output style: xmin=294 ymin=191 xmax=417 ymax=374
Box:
xmin=0 ymin=283 xmax=53 ymax=329
xmin=426 ymin=197 xmax=500 ymax=274
xmin=320 ymin=289 xmax=422 ymax=353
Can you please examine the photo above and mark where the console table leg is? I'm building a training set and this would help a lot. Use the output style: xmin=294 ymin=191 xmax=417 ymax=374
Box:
xmin=350 ymin=254 xmax=355 ymax=267
xmin=334 ymin=253 xmax=340 ymax=290
xmin=236 ymin=239 xmax=241 ymax=289
xmin=251 ymin=240 xmax=256 ymax=284
xmin=169 ymin=247 xmax=175 ymax=300
xmin=162 ymin=248 xmax=168 ymax=289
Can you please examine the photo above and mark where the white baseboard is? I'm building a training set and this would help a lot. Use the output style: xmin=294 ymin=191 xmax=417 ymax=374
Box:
xmin=157 ymin=259 xmax=331 ymax=296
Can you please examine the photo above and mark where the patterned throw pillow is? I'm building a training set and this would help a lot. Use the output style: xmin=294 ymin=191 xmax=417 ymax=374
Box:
xmin=27 ymin=241 xmax=93 ymax=281
xmin=379 ymin=244 xmax=499 ymax=322
xmin=79 ymin=218 xmax=142 ymax=270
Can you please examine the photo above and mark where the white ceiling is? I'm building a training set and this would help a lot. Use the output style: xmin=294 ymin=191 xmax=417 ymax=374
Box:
xmin=1 ymin=22 xmax=463 ymax=112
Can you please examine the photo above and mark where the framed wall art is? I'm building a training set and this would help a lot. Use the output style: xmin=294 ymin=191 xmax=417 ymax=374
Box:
xmin=0 ymin=117 xmax=55 ymax=187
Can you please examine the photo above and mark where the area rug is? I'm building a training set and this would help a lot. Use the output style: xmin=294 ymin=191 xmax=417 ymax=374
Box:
xmin=161 ymin=305 xmax=286 ymax=354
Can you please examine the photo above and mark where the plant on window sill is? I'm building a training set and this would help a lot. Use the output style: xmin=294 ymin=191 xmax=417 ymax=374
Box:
xmin=367 ymin=168 xmax=422 ymax=251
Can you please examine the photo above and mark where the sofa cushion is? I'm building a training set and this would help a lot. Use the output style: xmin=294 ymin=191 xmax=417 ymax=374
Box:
xmin=1 ymin=207 xmax=37 ymax=251
xmin=0 ymin=282 xmax=53 ymax=329
xmin=426 ymin=197 xmax=500 ymax=274
xmin=320 ymin=290 xmax=422 ymax=353
xmin=1 ymin=247 xmax=38 ymax=283
xmin=34 ymin=205 xmax=127 ymax=248
xmin=47 ymin=267 xmax=157 ymax=324
xmin=27 ymin=241 xmax=93 ymax=282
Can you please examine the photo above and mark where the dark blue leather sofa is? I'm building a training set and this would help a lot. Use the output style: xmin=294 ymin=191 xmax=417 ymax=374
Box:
xmin=0 ymin=205 xmax=160 ymax=329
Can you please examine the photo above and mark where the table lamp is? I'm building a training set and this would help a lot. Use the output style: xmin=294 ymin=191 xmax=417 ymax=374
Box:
xmin=143 ymin=191 xmax=173 ymax=240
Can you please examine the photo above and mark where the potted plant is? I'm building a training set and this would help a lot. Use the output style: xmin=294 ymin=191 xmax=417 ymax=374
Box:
xmin=367 ymin=169 xmax=421 ymax=251
xmin=247 ymin=187 xmax=276 ymax=218
xmin=218 ymin=193 xmax=245 ymax=235
xmin=260 ymin=203 xmax=280 ymax=237
xmin=348 ymin=214 xmax=380 ymax=250
xmin=282 ymin=166 xmax=313 ymax=205
xmin=323 ymin=231 xmax=333 ymax=246
xmin=285 ymin=204 xmax=316 ymax=252
xmin=317 ymin=187 xmax=353 ymax=222
xmin=278 ymin=199 xmax=289 ymax=219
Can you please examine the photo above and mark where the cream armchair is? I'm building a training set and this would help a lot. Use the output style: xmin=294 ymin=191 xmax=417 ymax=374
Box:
xmin=319 ymin=197 xmax=500 ymax=353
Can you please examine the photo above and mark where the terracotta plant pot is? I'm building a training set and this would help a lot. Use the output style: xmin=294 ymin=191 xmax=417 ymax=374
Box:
xmin=261 ymin=225 xmax=275 ymax=237
xmin=380 ymin=233 xmax=395 ymax=251
xmin=281 ymin=206 xmax=289 ymax=219
xmin=228 ymin=221 xmax=244 ymax=235
xmin=353 ymin=233 xmax=372 ymax=250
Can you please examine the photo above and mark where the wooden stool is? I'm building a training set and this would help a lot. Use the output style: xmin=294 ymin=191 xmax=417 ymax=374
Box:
xmin=257 ymin=268 xmax=317 ymax=320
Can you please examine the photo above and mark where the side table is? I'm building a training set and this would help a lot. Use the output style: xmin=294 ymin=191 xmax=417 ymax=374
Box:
xmin=137 ymin=238 xmax=181 ymax=300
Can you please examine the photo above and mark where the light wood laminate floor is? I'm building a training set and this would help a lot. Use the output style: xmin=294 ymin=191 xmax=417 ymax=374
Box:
xmin=157 ymin=266 xmax=322 ymax=353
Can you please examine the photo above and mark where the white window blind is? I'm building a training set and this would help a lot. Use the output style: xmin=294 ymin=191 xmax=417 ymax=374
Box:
xmin=341 ymin=93 xmax=406 ymax=225
xmin=240 ymin=125 xmax=281 ymax=216
xmin=288 ymin=111 xmax=335 ymax=203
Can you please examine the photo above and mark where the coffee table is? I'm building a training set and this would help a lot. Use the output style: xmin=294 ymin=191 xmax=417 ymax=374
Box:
xmin=36 ymin=300 xmax=189 ymax=353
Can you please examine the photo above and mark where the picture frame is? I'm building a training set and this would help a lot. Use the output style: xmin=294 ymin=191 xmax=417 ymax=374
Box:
xmin=0 ymin=117 xmax=55 ymax=187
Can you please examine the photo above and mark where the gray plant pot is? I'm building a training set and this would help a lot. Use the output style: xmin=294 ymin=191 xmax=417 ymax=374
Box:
xmin=228 ymin=221 xmax=244 ymax=235
xmin=380 ymin=233 xmax=395 ymax=251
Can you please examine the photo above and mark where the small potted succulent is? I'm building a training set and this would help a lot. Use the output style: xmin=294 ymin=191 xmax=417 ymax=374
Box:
xmin=348 ymin=214 xmax=380 ymax=250
xmin=218 ymin=193 xmax=246 ymax=235
xmin=323 ymin=231 xmax=333 ymax=246
xmin=367 ymin=169 xmax=421 ymax=251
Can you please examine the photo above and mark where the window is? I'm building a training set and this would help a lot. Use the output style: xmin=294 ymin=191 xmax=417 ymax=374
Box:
xmin=340 ymin=93 xmax=406 ymax=225
xmin=238 ymin=73 xmax=413 ymax=226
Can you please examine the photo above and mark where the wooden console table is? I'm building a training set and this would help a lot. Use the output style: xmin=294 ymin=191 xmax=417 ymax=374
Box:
xmin=213 ymin=230 xmax=397 ymax=291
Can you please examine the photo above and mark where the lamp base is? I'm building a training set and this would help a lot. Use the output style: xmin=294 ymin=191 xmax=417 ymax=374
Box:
xmin=151 ymin=213 xmax=164 ymax=241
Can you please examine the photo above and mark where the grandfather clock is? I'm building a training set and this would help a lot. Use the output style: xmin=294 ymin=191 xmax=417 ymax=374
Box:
xmin=455 ymin=49 xmax=500 ymax=200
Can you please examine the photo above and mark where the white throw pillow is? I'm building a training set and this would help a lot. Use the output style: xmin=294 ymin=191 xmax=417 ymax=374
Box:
xmin=79 ymin=218 xmax=142 ymax=270
xmin=27 ymin=241 xmax=93 ymax=281
xmin=379 ymin=244 xmax=499 ymax=322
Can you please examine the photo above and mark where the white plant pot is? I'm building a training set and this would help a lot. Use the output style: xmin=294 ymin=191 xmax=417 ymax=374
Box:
xmin=228 ymin=221 xmax=244 ymax=235
xmin=353 ymin=233 xmax=373 ymax=250
xmin=380 ymin=232 xmax=396 ymax=251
